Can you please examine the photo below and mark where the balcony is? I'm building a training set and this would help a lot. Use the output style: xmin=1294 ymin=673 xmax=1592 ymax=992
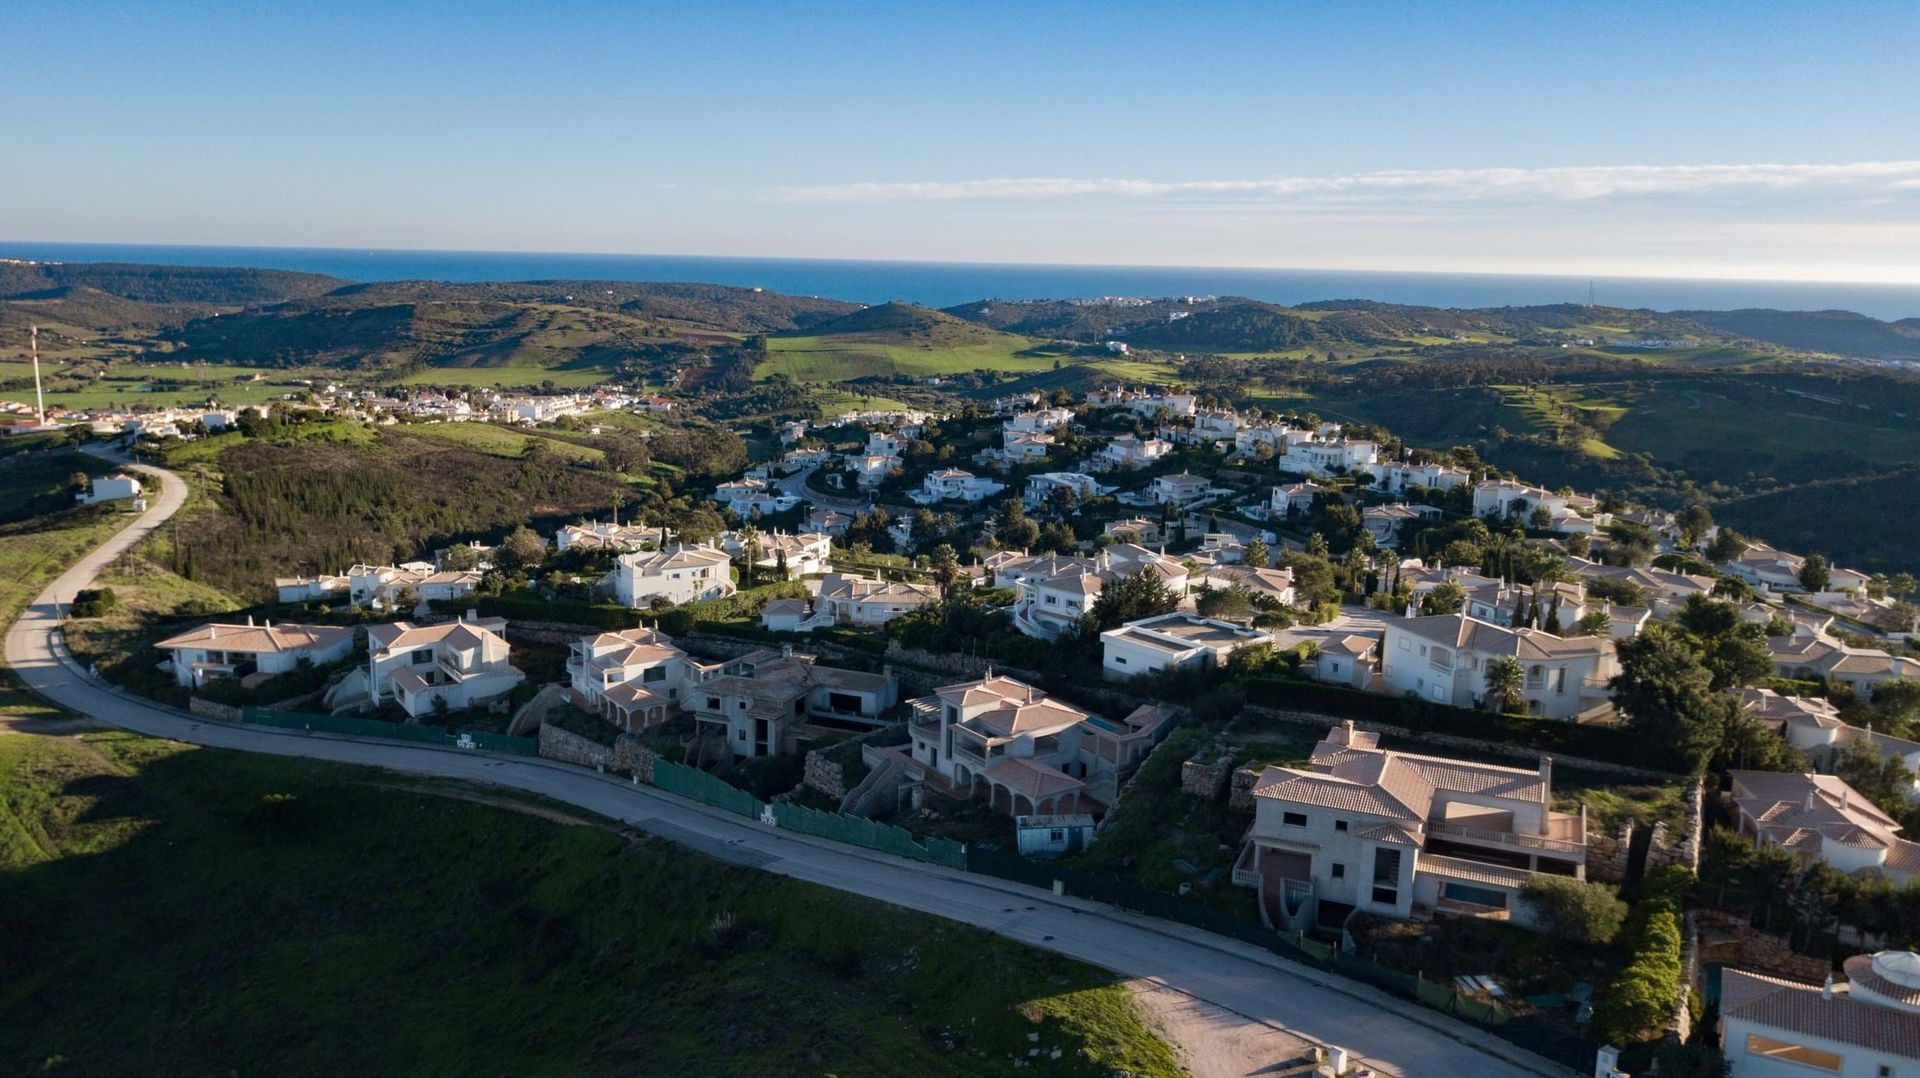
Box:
xmin=1428 ymin=820 xmax=1586 ymax=857
xmin=908 ymin=698 xmax=941 ymax=733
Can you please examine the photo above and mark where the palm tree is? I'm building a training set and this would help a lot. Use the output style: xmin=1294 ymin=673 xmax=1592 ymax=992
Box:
xmin=1483 ymin=656 xmax=1525 ymax=714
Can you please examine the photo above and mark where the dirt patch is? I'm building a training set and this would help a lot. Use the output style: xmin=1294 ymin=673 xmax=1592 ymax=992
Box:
xmin=1126 ymin=979 xmax=1319 ymax=1077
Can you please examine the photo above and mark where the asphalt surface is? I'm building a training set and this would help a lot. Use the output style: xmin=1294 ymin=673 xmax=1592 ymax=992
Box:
xmin=4 ymin=451 xmax=1573 ymax=1078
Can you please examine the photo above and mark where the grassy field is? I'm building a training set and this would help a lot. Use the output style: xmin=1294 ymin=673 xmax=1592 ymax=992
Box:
xmin=0 ymin=360 xmax=314 ymax=411
xmin=0 ymin=451 xmax=128 ymax=632
xmin=0 ymin=733 xmax=1180 ymax=1077
xmin=762 ymin=334 xmax=1060 ymax=382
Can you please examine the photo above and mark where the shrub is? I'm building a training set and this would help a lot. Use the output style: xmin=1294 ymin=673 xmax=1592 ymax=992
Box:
xmin=1520 ymin=875 xmax=1628 ymax=945
xmin=68 ymin=588 xmax=118 ymax=618
xmin=1591 ymin=865 xmax=1692 ymax=1046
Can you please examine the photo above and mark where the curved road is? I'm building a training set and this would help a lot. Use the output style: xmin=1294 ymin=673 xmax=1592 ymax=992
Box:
xmin=5 ymin=452 xmax=1572 ymax=1078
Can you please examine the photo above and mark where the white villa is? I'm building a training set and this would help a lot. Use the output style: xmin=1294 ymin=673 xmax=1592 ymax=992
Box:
xmin=1740 ymin=688 xmax=1920 ymax=798
xmin=1470 ymin=480 xmax=1605 ymax=534
xmin=1099 ymin=434 xmax=1172 ymax=469
xmin=341 ymin=563 xmax=483 ymax=610
xmin=155 ymin=619 xmax=355 ymax=687
xmin=567 ymin=626 xmax=699 ymax=730
xmin=1721 ymin=950 xmax=1920 ymax=1078
xmin=1001 ymin=429 xmax=1055 ymax=462
xmin=1009 ymin=547 xmax=1189 ymax=640
xmin=1730 ymin=770 xmax=1920 ymax=884
xmin=1379 ymin=613 xmax=1618 ymax=721
xmin=1023 ymin=471 xmax=1105 ymax=506
xmin=721 ymin=530 xmax=833 ymax=578
xmin=1237 ymin=721 xmax=1588 ymax=932
xmin=366 ymin=615 xmax=525 ymax=718
xmin=1375 ymin=462 xmax=1473 ymax=494
xmin=75 ymin=473 xmax=142 ymax=507
xmin=554 ymin=520 xmax=671 ymax=553
xmin=1004 ymin=406 xmax=1074 ymax=433
xmin=905 ymin=674 xmax=1175 ymax=818
xmin=1768 ymin=628 xmax=1920 ymax=698
xmin=685 ymin=646 xmax=898 ymax=758
xmin=1270 ymin=481 xmax=1328 ymax=517
xmin=813 ymin=573 xmax=939 ymax=628
xmin=1152 ymin=471 xmax=1211 ymax=506
xmin=609 ymin=543 xmax=736 ymax=607
xmin=1100 ymin=613 xmax=1270 ymax=678
xmin=918 ymin=468 xmax=1005 ymax=503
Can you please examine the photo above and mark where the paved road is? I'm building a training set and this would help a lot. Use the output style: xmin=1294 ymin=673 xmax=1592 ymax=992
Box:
xmin=4 ymin=452 xmax=1572 ymax=1078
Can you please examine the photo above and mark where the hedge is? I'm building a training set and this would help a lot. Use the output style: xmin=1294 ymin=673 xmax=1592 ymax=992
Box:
xmin=1591 ymin=866 xmax=1692 ymax=1046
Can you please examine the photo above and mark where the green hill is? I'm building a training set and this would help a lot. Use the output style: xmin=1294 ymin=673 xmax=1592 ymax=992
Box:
xmin=1678 ymin=308 xmax=1920 ymax=360
xmin=169 ymin=297 xmax=679 ymax=371
xmin=760 ymin=302 xmax=1059 ymax=381
xmin=0 ymin=260 xmax=343 ymax=306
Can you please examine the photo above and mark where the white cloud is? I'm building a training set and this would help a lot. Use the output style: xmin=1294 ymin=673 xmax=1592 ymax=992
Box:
xmin=776 ymin=161 xmax=1920 ymax=205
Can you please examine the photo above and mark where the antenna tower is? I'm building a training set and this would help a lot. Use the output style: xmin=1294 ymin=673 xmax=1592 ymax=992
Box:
xmin=31 ymin=325 xmax=46 ymax=428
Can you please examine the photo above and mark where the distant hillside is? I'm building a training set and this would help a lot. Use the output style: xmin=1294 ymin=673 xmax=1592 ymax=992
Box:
xmin=0 ymin=260 xmax=343 ymax=306
xmin=760 ymin=302 xmax=1053 ymax=381
xmin=170 ymin=297 xmax=678 ymax=371
xmin=327 ymin=279 xmax=860 ymax=334
xmin=1677 ymin=308 xmax=1920 ymax=360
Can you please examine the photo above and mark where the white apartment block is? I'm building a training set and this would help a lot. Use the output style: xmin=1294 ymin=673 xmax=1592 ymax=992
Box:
xmin=155 ymin=619 xmax=355 ymax=688
xmin=1379 ymin=613 xmax=1617 ymax=721
xmin=1236 ymin=722 xmax=1588 ymax=932
xmin=554 ymin=521 xmax=671 ymax=553
xmin=813 ymin=572 xmax=939 ymax=628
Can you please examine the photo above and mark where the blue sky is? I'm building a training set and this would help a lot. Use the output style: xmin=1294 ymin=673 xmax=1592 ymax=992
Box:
xmin=8 ymin=1 xmax=1920 ymax=281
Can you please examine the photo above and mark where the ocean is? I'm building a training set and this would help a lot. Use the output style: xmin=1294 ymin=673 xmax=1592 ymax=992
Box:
xmin=6 ymin=240 xmax=1920 ymax=321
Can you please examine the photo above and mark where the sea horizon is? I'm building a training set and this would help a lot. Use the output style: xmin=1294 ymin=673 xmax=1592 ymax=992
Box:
xmin=7 ymin=239 xmax=1920 ymax=321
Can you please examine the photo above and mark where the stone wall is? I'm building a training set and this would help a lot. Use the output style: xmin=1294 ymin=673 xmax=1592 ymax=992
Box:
xmin=188 ymin=696 xmax=241 ymax=722
xmin=538 ymin=722 xmax=615 ymax=770
xmin=1238 ymin=705 xmax=1681 ymax=781
xmin=1694 ymin=910 xmax=1832 ymax=983
xmin=804 ymin=749 xmax=849 ymax=801
xmin=1585 ymin=822 xmax=1634 ymax=885
xmin=1180 ymin=742 xmax=1234 ymax=800
xmin=1228 ymin=766 xmax=1263 ymax=814
xmin=613 ymin=735 xmax=656 ymax=783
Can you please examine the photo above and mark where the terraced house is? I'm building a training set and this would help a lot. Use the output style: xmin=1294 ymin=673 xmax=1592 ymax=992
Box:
xmin=1236 ymin=722 xmax=1588 ymax=932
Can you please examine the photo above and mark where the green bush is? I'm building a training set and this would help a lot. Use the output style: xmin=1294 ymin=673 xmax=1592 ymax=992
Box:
xmin=68 ymin=588 xmax=118 ymax=619
xmin=1519 ymin=875 xmax=1628 ymax=945
xmin=1591 ymin=865 xmax=1691 ymax=1046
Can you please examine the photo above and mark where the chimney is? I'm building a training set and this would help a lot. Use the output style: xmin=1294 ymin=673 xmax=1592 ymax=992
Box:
xmin=1340 ymin=718 xmax=1356 ymax=745
xmin=465 ymin=608 xmax=478 ymax=623
xmin=246 ymin=615 xmax=255 ymax=626
xmin=1822 ymin=973 xmax=1834 ymax=1001
xmin=1539 ymin=755 xmax=1553 ymax=797
xmin=780 ymin=644 xmax=794 ymax=659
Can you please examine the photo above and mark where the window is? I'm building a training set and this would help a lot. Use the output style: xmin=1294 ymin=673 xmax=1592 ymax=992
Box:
xmin=1371 ymin=848 xmax=1402 ymax=906
xmin=1335 ymin=819 xmax=1349 ymax=832
xmin=642 ymin=666 xmax=666 ymax=683
xmin=411 ymin=649 xmax=433 ymax=665
xmin=736 ymin=729 xmax=746 ymax=741
xmin=1115 ymin=656 xmax=1128 ymax=666
xmin=1331 ymin=863 xmax=1346 ymax=879
xmin=1743 ymin=1034 xmax=1840 ymax=1072
xmin=706 ymin=696 xmax=720 ymax=710
xmin=1049 ymin=829 xmax=1065 ymax=842
xmin=1282 ymin=811 xmax=1308 ymax=827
